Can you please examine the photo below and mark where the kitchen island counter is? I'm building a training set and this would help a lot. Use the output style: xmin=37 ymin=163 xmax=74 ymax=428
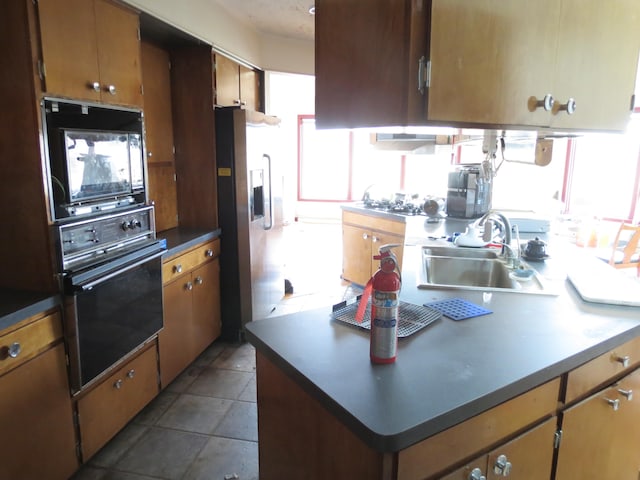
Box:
xmin=245 ymin=244 xmax=640 ymax=477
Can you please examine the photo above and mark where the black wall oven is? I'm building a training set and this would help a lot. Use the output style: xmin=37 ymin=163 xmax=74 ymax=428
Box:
xmin=57 ymin=206 xmax=165 ymax=393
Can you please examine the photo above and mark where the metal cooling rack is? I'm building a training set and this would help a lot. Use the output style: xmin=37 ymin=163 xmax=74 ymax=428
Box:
xmin=331 ymin=296 xmax=441 ymax=338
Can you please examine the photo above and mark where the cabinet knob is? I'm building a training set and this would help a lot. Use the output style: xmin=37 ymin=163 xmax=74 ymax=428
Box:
xmin=372 ymin=236 xmax=379 ymax=243
xmin=114 ymin=379 xmax=123 ymax=390
xmin=7 ymin=342 xmax=21 ymax=358
xmin=126 ymin=369 xmax=135 ymax=379
xmin=614 ymin=355 xmax=630 ymax=368
xmin=106 ymin=84 xmax=117 ymax=95
xmin=90 ymin=81 xmax=101 ymax=92
xmin=362 ymin=233 xmax=369 ymax=240
xmin=618 ymin=388 xmax=633 ymax=401
xmin=147 ymin=151 xmax=153 ymax=158
xmin=554 ymin=98 xmax=576 ymax=115
xmin=173 ymin=264 xmax=183 ymax=274
xmin=233 ymin=99 xmax=241 ymax=105
xmin=195 ymin=276 xmax=203 ymax=285
xmin=493 ymin=454 xmax=512 ymax=476
xmin=528 ymin=94 xmax=555 ymax=112
xmin=468 ymin=467 xmax=486 ymax=480
xmin=185 ymin=281 xmax=193 ymax=291
xmin=205 ymin=249 xmax=214 ymax=257
xmin=605 ymin=397 xmax=620 ymax=411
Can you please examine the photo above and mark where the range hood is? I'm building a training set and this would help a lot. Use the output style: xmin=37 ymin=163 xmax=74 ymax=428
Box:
xmin=369 ymin=126 xmax=456 ymax=153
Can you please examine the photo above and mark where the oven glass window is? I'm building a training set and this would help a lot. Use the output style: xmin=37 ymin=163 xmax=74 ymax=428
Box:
xmin=63 ymin=129 xmax=138 ymax=202
xmin=74 ymin=256 xmax=162 ymax=388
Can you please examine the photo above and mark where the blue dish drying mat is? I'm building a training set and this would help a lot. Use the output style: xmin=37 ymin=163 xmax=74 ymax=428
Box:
xmin=424 ymin=298 xmax=492 ymax=321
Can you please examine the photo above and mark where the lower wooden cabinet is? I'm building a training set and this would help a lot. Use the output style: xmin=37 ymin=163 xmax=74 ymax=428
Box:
xmin=0 ymin=311 xmax=78 ymax=480
xmin=159 ymin=239 xmax=222 ymax=387
xmin=555 ymin=367 xmax=640 ymax=480
xmin=342 ymin=210 xmax=405 ymax=286
xmin=440 ymin=418 xmax=556 ymax=480
xmin=76 ymin=341 xmax=160 ymax=461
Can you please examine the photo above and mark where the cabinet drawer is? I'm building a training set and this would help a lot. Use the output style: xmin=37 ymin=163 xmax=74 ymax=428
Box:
xmin=565 ymin=336 xmax=640 ymax=403
xmin=77 ymin=341 xmax=159 ymax=460
xmin=0 ymin=310 xmax=62 ymax=376
xmin=397 ymin=378 xmax=561 ymax=480
xmin=342 ymin=211 xmax=406 ymax=236
xmin=162 ymin=239 xmax=220 ymax=284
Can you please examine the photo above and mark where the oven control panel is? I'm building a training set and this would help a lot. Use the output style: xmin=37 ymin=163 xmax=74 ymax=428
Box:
xmin=56 ymin=205 xmax=156 ymax=271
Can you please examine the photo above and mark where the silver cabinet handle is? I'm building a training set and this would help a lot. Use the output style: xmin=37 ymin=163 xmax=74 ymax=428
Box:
xmin=468 ymin=468 xmax=486 ymax=480
xmin=233 ymin=99 xmax=241 ymax=105
xmin=493 ymin=454 xmax=512 ymax=476
xmin=195 ymin=276 xmax=203 ymax=285
xmin=114 ymin=379 xmax=123 ymax=389
xmin=173 ymin=264 xmax=183 ymax=274
xmin=555 ymin=98 xmax=576 ymax=115
xmin=7 ymin=342 xmax=21 ymax=358
xmin=126 ymin=369 xmax=135 ymax=379
xmin=615 ymin=355 xmax=630 ymax=368
xmin=90 ymin=81 xmax=100 ymax=92
xmin=372 ymin=236 xmax=379 ymax=243
xmin=185 ymin=281 xmax=193 ymax=291
xmin=362 ymin=233 xmax=369 ymax=240
xmin=205 ymin=249 xmax=214 ymax=257
xmin=106 ymin=84 xmax=117 ymax=95
xmin=618 ymin=388 xmax=633 ymax=401
xmin=605 ymin=397 xmax=620 ymax=411
xmin=531 ymin=94 xmax=555 ymax=111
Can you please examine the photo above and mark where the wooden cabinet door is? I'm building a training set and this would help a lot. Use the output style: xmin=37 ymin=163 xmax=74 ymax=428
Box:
xmin=77 ymin=342 xmax=159 ymax=461
xmin=0 ymin=343 xmax=78 ymax=480
xmin=239 ymin=64 xmax=260 ymax=111
xmin=191 ymin=259 xmax=222 ymax=357
xmin=315 ymin=0 xmax=428 ymax=128
xmin=556 ymin=368 xmax=640 ymax=479
xmin=369 ymin=231 xmax=404 ymax=277
xmin=441 ymin=418 xmax=556 ymax=480
xmin=342 ymin=223 xmax=373 ymax=286
xmin=141 ymin=41 xmax=178 ymax=232
xmin=94 ymin=0 xmax=143 ymax=106
xmin=159 ymin=275 xmax=194 ymax=387
xmin=215 ymin=54 xmax=241 ymax=106
xmin=37 ymin=0 xmax=102 ymax=102
xmin=551 ymin=0 xmax=640 ymax=131
xmin=428 ymin=0 xmax=559 ymax=127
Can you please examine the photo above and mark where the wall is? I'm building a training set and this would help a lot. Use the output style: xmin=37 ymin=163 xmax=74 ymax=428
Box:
xmin=122 ymin=0 xmax=314 ymax=75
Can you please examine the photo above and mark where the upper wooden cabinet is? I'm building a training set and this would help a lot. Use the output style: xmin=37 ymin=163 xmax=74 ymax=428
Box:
xmin=214 ymin=53 xmax=262 ymax=111
xmin=37 ymin=0 xmax=143 ymax=107
xmin=315 ymin=0 xmax=428 ymax=129
xmin=315 ymin=0 xmax=640 ymax=131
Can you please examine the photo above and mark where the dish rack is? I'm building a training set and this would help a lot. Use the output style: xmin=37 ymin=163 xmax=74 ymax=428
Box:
xmin=331 ymin=296 xmax=441 ymax=338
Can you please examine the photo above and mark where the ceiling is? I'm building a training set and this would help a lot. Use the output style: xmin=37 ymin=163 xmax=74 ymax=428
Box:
xmin=213 ymin=0 xmax=315 ymax=42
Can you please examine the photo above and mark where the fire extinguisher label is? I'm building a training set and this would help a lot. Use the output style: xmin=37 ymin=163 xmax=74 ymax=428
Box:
xmin=371 ymin=291 xmax=399 ymax=360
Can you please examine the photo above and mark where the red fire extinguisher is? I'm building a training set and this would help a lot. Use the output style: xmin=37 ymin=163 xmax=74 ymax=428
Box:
xmin=356 ymin=244 xmax=402 ymax=364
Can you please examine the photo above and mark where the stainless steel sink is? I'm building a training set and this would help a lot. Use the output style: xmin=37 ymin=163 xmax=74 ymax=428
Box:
xmin=418 ymin=246 xmax=554 ymax=294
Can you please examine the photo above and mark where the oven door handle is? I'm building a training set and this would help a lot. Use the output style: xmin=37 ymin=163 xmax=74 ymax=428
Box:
xmin=79 ymin=250 xmax=165 ymax=291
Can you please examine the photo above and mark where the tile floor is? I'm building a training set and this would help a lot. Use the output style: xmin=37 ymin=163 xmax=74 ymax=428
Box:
xmin=71 ymin=221 xmax=359 ymax=480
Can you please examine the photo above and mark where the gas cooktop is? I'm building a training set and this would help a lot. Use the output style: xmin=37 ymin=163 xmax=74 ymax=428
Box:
xmin=362 ymin=200 xmax=426 ymax=216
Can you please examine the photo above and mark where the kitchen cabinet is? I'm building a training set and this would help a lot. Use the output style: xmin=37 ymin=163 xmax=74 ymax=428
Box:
xmin=76 ymin=340 xmax=159 ymax=461
xmin=141 ymin=40 xmax=178 ymax=232
xmin=440 ymin=418 xmax=556 ymax=480
xmin=37 ymin=0 xmax=143 ymax=107
xmin=315 ymin=0 xmax=640 ymax=131
xmin=214 ymin=53 xmax=262 ymax=112
xmin=555 ymin=368 xmax=640 ymax=479
xmin=342 ymin=210 xmax=405 ymax=286
xmin=159 ymin=238 xmax=222 ymax=387
xmin=0 ymin=310 xmax=78 ymax=480
xmin=256 ymin=349 xmax=560 ymax=480
xmin=315 ymin=0 xmax=427 ymax=128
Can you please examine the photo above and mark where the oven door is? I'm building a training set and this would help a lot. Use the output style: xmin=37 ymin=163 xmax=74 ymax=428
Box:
xmin=64 ymin=243 xmax=165 ymax=393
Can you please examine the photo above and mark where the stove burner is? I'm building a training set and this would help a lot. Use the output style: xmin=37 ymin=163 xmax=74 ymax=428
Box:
xmin=362 ymin=199 xmax=426 ymax=216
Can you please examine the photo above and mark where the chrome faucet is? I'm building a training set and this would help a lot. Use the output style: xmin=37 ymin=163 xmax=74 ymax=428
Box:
xmin=475 ymin=211 xmax=518 ymax=265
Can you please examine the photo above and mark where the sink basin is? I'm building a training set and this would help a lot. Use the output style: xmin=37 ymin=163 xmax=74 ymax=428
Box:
xmin=418 ymin=246 xmax=554 ymax=294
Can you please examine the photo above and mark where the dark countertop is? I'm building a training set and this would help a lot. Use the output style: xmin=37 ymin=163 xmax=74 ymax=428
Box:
xmin=0 ymin=290 xmax=61 ymax=332
xmin=245 ymin=242 xmax=640 ymax=453
xmin=159 ymin=227 xmax=222 ymax=257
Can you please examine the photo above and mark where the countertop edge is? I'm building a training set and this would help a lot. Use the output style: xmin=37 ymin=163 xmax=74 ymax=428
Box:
xmin=0 ymin=293 xmax=61 ymax=332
